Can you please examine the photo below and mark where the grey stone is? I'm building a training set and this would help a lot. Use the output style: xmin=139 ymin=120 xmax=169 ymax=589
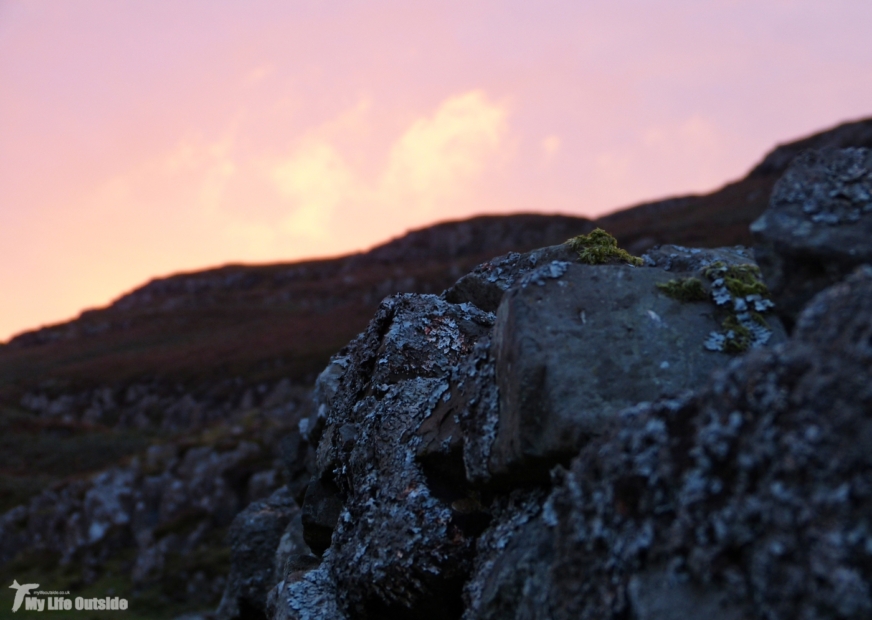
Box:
xmin=216 ymin=487 xmax=300 ymax=620
xmin=627 ymin=568 xmax=745 ymax=620
xmin=443 ymin=244 xmax=578 ymax=312
xmin=751 ymin=147 xmax=872 ymax=327
xmin=482 ymin=259 xmax=781 ymax=482
xmin=642 ymin=244 xmax=757 ymax=272
xmin=545 ymin=265 xmax=872 ymax=620
xmin=462 ymin=490 xmax=554 ymax=620
xmin=300 ymin=477 xmax=342 ymax=557
xmin=282 ymin=294 xmax=494 ymax=619
xmin=265 ymin=513 xmax=315 ymax=620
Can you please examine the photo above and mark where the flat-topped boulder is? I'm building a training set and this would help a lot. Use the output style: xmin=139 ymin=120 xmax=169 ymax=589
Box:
xmin=473 ymin=249 xmax=786 ymax=483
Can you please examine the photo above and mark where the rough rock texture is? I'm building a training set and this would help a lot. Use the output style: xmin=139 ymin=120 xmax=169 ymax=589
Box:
xmin=217 ymin=488 xmax=301 ymax=620
xmin=546 ymin=264 xmax=872 ymax=620
xmin=752 ymin=147 xmax=872 ymax=327
xmin=475 ymin=251 xmax=784 ymax=484
xmin=275 ymin=241 xmax=800 ymax=618
xmin=0 ymin=396 xmax=305 ymax=612
xmin=262 ymin=150 xmax=870 ymax=620
xmin=265 ymin=531 xmax=319 ymax=620
xmin=461 ymin=490 xmax=553 ymax=620
xmin=442 ymin=244 xmax=579 ymax=312
xmin=292 ymin=294 xmax=495 ymax=618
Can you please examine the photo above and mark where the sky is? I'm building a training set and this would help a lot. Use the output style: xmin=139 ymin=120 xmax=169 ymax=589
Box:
xmin=1 ymin=0 xmax=871 ymax=342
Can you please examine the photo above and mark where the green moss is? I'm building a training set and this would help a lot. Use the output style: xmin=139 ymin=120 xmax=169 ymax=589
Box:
xmin=721 ymin=315 xmax=752 ymax=353
xmin=656 ymin=277 xmax=708 ymax=302
xmin=700 ymin=261 xmax=776 ymax=354
xmin=703 ymin=261 xmax=770 ymax=297
xmin=566 ymin=228 xmax=644 ymax=266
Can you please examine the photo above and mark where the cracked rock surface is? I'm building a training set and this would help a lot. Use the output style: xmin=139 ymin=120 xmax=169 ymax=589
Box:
xmin=293 ymin=294 xmax=494 ymax=619
xmin=267 ymin=152 xmax=869 ymax=620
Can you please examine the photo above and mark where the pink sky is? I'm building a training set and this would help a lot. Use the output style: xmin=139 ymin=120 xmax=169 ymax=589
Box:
xmin=1 ymin=0 xmax=871 ymax=342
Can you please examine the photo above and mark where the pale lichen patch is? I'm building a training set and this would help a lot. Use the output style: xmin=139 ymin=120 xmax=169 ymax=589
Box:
xmin=701 ymin=262 xmax=776 ymax=353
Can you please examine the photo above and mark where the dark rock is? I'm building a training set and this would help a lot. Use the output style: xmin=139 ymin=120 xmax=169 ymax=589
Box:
xmin=627 ymin=567 xmax=745 ymax=620
xmin=748 ymin=118 xmax=872 ymax=178
xmin=443 ymin=244 xmax=578 ymax=312
xmin=546 ymin=265 xmax=872 ymax=620
xmin=284 ymin=294 xmax=495 ymax=618
xmin=642 ymin=244 xmax=758 ymax=272
xmin=751 ymin=147 xmax=872 ymax=327
xmin=300 ymin=477 xmax=342 ymax=557
xmin=217 ymin=487 xmax=299 ymax=620
xmin=301 ymin=356 xmax=350 ymax=447
xmin=479 ymin=256 xmax=784 ymax=483
xmin=461 ymin=490 xmax=554 ymax=620
xmin=278 ymin=432 xmax=315 ymax=506
xmin=265 ymin=514 xmax=315 ymax=620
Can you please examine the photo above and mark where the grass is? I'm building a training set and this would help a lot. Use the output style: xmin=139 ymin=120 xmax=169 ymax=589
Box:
xmin=0 ymin=538 xmax=230 ymax=619
xmin=0 ymin=405 xmax=152 ymax=513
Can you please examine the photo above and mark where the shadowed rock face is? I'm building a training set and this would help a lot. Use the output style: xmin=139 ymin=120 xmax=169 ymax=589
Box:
xmin=5 ymin=124 xmax=872 ymax=620
xmin=217 ymin=488 xmax=301 ymax=620
xmin=484 ymin=258 xmax=783 ymax=483
xmin=296 ymin=295 xmax=495 ymax=619
xmin=220 ymin=148 xmax=870 ymax=620
xmin=752 ymin=147 xmax=872 ymax=329
xmin=547 ymin=264 xmax=872 ymax=620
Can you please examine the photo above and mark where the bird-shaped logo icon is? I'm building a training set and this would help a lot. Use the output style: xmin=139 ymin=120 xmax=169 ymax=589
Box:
xmin=9 ymin=580 xmax=39 ymax=613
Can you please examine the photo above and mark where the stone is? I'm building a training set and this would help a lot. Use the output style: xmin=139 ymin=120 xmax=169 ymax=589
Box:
xmin=751 ymin=147 xmax=872 ymax=327
xmin=461 ymin=491 xmax=554 ymax=620
xmin=545 ymin=265 xmax=872 ymax=620
xmin=216 ymin=487 xmax=300 ymax=620
xmin=265 ymin=513 xmax=314 ymax=620
xmin=300 ymin=477 xmax=343 ymax=557
xmin=283 ymin=294 xmax=495 ymax=619
xmin=443 ymin=244 xmax=578 ymax=312
xmin=627 ymin=568 xmax=745 ymax=620
xmin=480 ymin=257 xmax=785 ymax=483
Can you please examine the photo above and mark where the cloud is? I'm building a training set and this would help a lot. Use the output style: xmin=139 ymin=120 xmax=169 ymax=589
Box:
xmin=541 ymin=134 xmax=561 ymax=162
xmin=272 ymin=139 xmax=355 ymax=240
xmin=264 ymin=90 xmax=509 ymax=244
xmin=379 ymin=91 xmax=508 ymax=215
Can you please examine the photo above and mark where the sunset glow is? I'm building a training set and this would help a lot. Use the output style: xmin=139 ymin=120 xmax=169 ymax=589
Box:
xmin=2 ymin=0 xmax=871 ymax=341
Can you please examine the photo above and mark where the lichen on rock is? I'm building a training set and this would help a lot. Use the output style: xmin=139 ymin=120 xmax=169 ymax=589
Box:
xmin=701 ymin=261 xmax=776 ymax=353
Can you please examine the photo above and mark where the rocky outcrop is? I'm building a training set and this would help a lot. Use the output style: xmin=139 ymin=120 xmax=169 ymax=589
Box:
xmin=544 ymin=263 xmax=872 ymax=619
xmin=247 ymin=148 xmax=872 ymax=619
xmin=0 ymin=390 xmax=307 ymax=614
xmin=296 ymin=295 xmax=496 ymax=618
xmin=477 ymin=250 xmax=784 ymax=484
xmin=217 ymin=488 xmax=303 ymax=620
xmin=752 ymin=147 xmax=872 ymax=328
xmin=17 ymin=378 xmax=305 ymax=432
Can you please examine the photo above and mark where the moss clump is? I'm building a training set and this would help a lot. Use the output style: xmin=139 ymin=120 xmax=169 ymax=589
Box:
xmin=656 ymin=277 xmax=708 ymax=302
xmin=703 ymin=261 xmax=770 ymax=297
xmin=566 ymin=228 xmax=644 ymax=266
xmin=721 ymin=315 xmax=752 ymax=353
xmin=701 ymin=261 xmax=776 ymax=354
